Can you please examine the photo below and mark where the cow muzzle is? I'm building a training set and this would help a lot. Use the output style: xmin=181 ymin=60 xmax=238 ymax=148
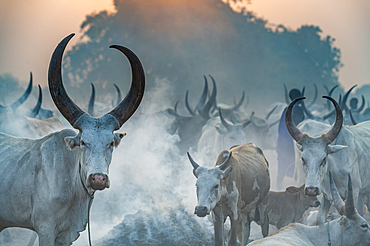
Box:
xmin=88 ymin=173 xmax=109 ymax=190
xmin=194 ymin=206 xmax=209 ymax=217
xmin=305 ymin=187 xmax=319 ymax=196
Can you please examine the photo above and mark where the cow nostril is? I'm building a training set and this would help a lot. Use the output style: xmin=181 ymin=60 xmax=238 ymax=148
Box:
xmin=91 ymin=176 xmax=95 ymax=181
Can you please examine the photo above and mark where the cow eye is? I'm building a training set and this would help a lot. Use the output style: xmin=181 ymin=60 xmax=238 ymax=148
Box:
xmin=80 ymin=141 xmax=86 ymax=146
xmin=301 ymin=157 xmax=305 ymax=165
xmin=110 ymin=142 xmax=114 ymax=148
xmin=214 ymin=185 xmax=219 ymax=190
xmin=361 ymin=224 xmax=368 ymax=229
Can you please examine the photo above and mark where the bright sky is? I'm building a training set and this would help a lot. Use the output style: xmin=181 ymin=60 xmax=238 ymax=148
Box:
xmin=0 ymin=0 xmax=369 ymax=90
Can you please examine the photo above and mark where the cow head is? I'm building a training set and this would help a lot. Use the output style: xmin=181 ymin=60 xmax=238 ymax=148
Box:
xmin=187 ymin=151 xmax=233 ymax=217
xmin=286 ymin=184 xmax=320 ymax=209
xmin=48 ymin=34 xmax=144 ymax=191
xmin=215 ymin=107 xmax=250 ymax=147
xmin=286 ymin=96 xmax=346 ymax=196
xmin=329 ymin=172 xmax=370 ymax=245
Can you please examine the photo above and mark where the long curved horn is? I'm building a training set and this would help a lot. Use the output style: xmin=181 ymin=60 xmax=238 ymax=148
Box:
xmin=341 ymin=85 xmax=357 ymax=114
xmin=219 ymin=152 xmax=232 ymax=171
xmin=329 ymin=171 xmax=345 ymax=215
xmin=306 ymin=84 xmax=318 ymax=108
xmin=174 ymin=101 xmax=179 ymax=113
xmin=187 ymin=152 xmax=199 ymax=170
xmin=199 ymin=75 xmax=217 ymax=119
xmin=345 ymin=174 xmax=356 ymax=218
xmin=11 ymin=72 xmax=33 ymax=112
xmin=88 ymin=83 xmax=95 ymax=116
xmin=323 ymin=96 xmax=343 ymax=142
xmin=284 ymin=84 xmax=290 ymax=104
xmin=326 ymin=85 xmax=339 ymax=110
xmin=265 ymin=105 xmax=278 ymax=120
xmin=107 ymin=45 xmax=145 ymax=130
xmin=113 ymin=84 xmax=122 ymax=107
xmin=48 ymin=34 xmax=85 ymax=127
xmin=301 ymin=86 xmax=305 ymax=97
xmin=231 ymin=91 xmax=245 ymax=111
xmin=285 ymin=97 xmax=305 ymax=143
xmin=352 ymin=95 xmax=365 ymax=113
xmin=28 ymin=85 xmax=42 ymax=118
xmin=300 ymin=99 xmax=315 ymax=119
xmin=185 ymin=90 xmax=196 ymax=116
xmin=195 ymin=76 xmax=208 ymax=111
xmin=219 ymin=107 xmax=230 ymax=129
xmin=349 ymin=110 xmax=358 ymax=125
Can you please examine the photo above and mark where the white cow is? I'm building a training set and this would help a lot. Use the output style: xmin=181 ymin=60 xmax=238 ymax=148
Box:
xmin=286 ymin=96 xmax=370 ymax=225
xmin=248 ymin=173 xmax=370 ymax=246
xmin=0 ymin=33 xmax=145 ymax=245
xmin=197 ymin=108 xmax=251 ymax=161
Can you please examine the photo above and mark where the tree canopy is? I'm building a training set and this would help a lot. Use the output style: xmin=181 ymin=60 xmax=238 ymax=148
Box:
xmin=63 ymin=0 xmax=342 ymax=111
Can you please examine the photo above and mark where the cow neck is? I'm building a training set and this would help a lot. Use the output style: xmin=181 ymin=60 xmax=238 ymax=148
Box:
xmin=79 ymin=161 xmax=95 ymax=246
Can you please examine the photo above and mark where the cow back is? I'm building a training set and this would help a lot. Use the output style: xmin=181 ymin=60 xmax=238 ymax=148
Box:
xmin=216 ymin=143 xmax=270 ymax=212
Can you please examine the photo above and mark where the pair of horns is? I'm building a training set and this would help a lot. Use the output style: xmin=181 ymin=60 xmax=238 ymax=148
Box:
xmin=48 ymin=33 xmax=145 ymax=130
xmin=285 ymin=96 xmax=343 ymax=143
xmin=187 ymin=151 xmax=232 ymax=172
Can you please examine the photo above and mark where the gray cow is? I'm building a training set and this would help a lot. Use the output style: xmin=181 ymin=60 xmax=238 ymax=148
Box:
xmin=188 ymin=143 xmax=270 ymax=246
xmin=0 ymin=33 xmax=145 ymax=245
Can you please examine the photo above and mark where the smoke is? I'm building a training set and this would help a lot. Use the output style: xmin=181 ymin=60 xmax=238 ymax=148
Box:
xmin=69 ymin=77 xmax=206 ymax=244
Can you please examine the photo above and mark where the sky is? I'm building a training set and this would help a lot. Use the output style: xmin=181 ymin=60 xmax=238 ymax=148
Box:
xmin=0 ymin=0 xmax=369 ymax=91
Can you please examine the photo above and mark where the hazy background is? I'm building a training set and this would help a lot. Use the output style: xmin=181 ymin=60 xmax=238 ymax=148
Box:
xmin=1 ymin=0 xmax=370 ymax=245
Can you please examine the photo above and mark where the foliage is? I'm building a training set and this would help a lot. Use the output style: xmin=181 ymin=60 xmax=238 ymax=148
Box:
xmin=63 ymin=0 xmax=342 ymax=110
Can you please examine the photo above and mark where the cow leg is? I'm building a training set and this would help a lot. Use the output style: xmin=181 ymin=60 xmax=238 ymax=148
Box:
xmin=35 ymin=225 xmax=56 ymax=246
xmin=316 ymin=195 xmax=331 ymax=225
xmin=212 ymin=207 xmax=225 ymax=246
xmin=261 ymin=214 xmax=269 ymax=237
xmin=239 ymin=213 xmax=251 ymax=246
xmin=227 ymin=218 xmax=238 ymax=246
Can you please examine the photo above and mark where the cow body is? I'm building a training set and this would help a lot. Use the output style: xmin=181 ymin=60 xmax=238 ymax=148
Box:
xmin=188 ymin=143 xmax=270 ymax=246
xmin=286 ymin=96 xmax=370 ymax=225
xmin=257 ymin=184 xmax=319 ymax=235
xmin=295 ymin=119 xmax=370 ymax=223
xmin=0 ymin=34 xmax=145 ymax=245
xmin=248 ymin=173 xmax=370 ymax=246
xmin=0 ymin=130 xmax=89 ymax=245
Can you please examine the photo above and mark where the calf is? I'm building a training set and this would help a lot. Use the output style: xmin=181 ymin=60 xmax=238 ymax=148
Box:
xmin=257 ymin=184 xmax=320 ymax=236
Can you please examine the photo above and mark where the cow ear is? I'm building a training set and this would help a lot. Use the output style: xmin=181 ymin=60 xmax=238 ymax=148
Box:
xmin=215 ymin=126 xmax=227 ymax=135
xmin=64 ymin=136 xmax=80 ymax=149
xmin=327 ymin=144 xmax=347 ymax=154
xmin=114 ymin=132 xmax=127 ymax=147
xmin=222 ymin=166 xmax=233 ymax=180
xmin=296 ymin=143 xmax=303 ymax=152
xmin=286 ymin=186 xmax=300 ymax=194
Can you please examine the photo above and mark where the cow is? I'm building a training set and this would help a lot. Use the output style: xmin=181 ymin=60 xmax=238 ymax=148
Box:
xmin=0 ymin=72 xmax=33 ymax=115
xmin=248 ymin=173 xmax=370 ymax=246
xmin=0 ymin=33 xmax=145 ymax=246
xmin=256 ymin=184 xmax=320 ymax=236
xmin=197 ymin=107 xmax=251 ymax=162
xmin=286 ymin=95 xmax=370 ymax=225
xmin=187 ymin=143 xmax=270 ymax=246
xmin=167 ymin=77 xmax=217 ymax=153
xmin=0 ymin=86 xmax=63 ymax=138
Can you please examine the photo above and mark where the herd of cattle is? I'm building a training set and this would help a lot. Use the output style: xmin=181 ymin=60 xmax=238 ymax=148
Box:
xmin=0 ymin=33 xmax=370 ymax=246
